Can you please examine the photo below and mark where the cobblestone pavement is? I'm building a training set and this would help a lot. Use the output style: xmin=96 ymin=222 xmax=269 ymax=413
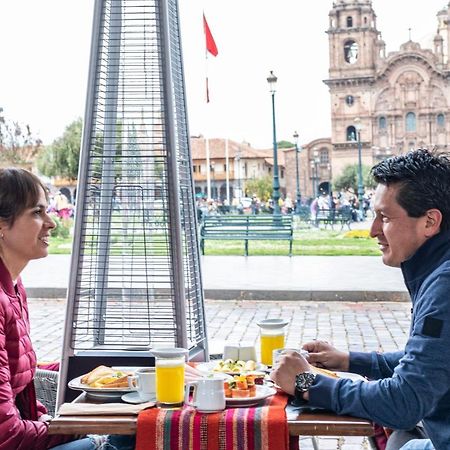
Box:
xmin=29 ymin=298 xmax=411 ymax=450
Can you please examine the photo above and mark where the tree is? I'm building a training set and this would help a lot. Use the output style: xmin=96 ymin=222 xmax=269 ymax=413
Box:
xmin=333 ymin=164 xmax=377 ymax=194
xmin=37 ymin=118 xmax=82 ymax=180
xmin=0 ymin=107 xmax=42 ymax=165
xmin=277 ymin=140 xmax=294 ymax=149
xmin=245 ymin=175 xmax=273 ymax=201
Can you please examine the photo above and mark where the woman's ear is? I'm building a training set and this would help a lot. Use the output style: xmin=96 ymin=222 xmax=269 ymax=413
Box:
xmin=424 ymin=209 xmax=442 ymax=237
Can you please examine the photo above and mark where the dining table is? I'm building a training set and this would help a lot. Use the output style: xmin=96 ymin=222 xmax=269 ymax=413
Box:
xmin=48 ymin=392 xmax=374 ymax=438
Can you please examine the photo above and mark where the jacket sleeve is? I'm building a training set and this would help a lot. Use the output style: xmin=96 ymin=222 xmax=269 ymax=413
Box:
xmin=0 ymin=307 xmax=52 ymax=450
xmin=349 ymin=350 xmax=404 ymax=379
xmin=308 ymin=274 xmax=450 ymax=430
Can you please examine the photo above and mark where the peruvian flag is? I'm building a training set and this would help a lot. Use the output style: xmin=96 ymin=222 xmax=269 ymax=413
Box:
xmin=203 ymin=14 xmax=218 ymax=57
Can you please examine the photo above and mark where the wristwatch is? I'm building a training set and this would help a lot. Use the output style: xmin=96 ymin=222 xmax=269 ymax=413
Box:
xmin=294 ymin=372 xmax=317 ymax=400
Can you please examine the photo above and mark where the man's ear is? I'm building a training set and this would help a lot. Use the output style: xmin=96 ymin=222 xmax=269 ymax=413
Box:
xmin=424 ymin=209 xmax=442 ymax=237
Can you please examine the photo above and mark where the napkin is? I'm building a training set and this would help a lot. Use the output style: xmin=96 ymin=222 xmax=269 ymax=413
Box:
xmin=58 ymin=401 xmax=155 ymax=416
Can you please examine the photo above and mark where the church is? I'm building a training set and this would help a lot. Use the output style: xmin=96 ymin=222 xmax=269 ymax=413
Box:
xmin=284 ymin=0 xmax=450 ymax=198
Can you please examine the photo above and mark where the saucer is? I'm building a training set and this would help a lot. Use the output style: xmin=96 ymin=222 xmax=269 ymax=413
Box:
xmin=122 ymin=391 xmax=156 ymax=404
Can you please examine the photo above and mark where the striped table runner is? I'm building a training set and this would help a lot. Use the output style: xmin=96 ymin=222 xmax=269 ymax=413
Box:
xmin=136 ymin=392 xmax=299 ymax=450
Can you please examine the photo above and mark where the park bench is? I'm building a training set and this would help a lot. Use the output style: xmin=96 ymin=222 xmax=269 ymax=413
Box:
xmin=200 ymin=214 xmax=294 ymax=256
xmin=314 ymin=208 xmax=352 ymax=230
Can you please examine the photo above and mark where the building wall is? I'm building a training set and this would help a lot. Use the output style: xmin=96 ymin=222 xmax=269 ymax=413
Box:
xmin=324 ymin=0 xmax=450 ymax=183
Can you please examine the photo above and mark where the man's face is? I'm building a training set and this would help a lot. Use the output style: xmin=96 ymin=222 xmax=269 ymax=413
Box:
xmin=369 ymin=184 xmax=429 ymax=267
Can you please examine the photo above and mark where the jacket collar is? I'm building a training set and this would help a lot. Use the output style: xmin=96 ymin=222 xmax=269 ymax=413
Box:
xmin=401 ymin=230 xmax=450 ymax=297
xmin=0 ymin=257 xmax=16 ymax=297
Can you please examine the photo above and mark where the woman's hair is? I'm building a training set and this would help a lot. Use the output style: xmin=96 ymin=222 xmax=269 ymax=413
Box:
xmin=0 ymin=168 xmax=49 ymax=226
xmin=371 ymin=149 xmax=450 ymax=231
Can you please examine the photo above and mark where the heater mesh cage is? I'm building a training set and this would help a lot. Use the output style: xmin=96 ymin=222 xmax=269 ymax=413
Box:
xmin=65 ymin=0 xmax=206 ymax=354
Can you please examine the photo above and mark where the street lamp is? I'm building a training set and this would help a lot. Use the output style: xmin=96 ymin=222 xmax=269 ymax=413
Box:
xmin=354 ymin=117 xmax=365 ymax=219
xmin=210 ymin=161 xmax=216 ymax=200
xmin=293 ymin=131 xmax=302 ymax=214
xmin=267 ymin=70 xmax=280 ymax=215
xmin=310 ymin=148 xmax=320 ymax=198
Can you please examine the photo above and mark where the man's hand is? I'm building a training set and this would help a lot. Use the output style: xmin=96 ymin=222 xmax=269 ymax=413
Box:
xmin=270 ymin=351 xmax=310 ymax=396
xmin=302 ymin=340 xmax=350 ymax=372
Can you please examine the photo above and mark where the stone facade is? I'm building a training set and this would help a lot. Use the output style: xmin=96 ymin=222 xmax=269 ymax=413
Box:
xmin=324 ymin=0 xmax=450 ymax=178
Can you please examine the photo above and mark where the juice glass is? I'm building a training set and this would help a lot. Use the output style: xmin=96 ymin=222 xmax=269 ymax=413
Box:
xmin=256 ymin=319 xmax=289 ymax=366
xmin=152 ymin=347 xmax=188 ymax=405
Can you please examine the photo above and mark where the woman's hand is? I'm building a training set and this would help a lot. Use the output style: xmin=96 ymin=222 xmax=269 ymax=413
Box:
xmin=302 ymin=340 xmax=350 ymax=372
xmin=269 ymin=351 xmax=310 ymax=396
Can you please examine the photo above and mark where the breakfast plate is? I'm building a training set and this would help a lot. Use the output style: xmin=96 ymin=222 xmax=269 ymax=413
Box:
xmin=197 ymin=361 xmax=268 ymax=375
xmin=68 ymin=366 xmax=138 ymax=398
xmin=225 ymin=386 xmax=276 ymax=408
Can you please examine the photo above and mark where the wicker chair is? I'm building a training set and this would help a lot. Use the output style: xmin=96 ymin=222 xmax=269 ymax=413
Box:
xmin=34 ymin=368 xmax=59 ymax=417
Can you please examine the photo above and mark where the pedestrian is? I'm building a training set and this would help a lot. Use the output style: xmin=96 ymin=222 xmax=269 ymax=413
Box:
xmin=0 ymin=168 xmax=134 ymax=450
xmin=270 ymin=149 xmax=450 ymax=450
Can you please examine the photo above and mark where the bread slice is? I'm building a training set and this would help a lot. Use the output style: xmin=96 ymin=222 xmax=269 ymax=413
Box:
xmin=101 ymin=374 xmax=130 ymax=388
xmin=81 ymin=365 xmax=115 ymax=385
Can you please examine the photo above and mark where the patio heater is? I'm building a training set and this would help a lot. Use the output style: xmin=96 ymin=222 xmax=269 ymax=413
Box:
xmin=58 ymin=0 xmax=208 ymax=404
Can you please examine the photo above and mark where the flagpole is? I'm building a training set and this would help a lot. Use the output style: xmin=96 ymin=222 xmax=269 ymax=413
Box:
xmin=203 ymin=12 xmax=218 ymax=202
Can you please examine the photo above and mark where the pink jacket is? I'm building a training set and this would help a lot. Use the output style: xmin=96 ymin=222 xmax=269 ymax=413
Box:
xmin=0 ymin=259 xmax=69 ymax=450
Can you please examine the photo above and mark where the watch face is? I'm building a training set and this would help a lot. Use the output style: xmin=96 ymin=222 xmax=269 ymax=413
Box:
xmin=346 ymin=95 xmax=354 ymax=106
xmin=295 ymin=372 xmax=317 ymax=392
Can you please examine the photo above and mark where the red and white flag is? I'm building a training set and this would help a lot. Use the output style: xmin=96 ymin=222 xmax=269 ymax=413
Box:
xmin=203 ymin=13 xmax=218 ymax=102
xmin=203 ymin=13 xmax=218 ymax=57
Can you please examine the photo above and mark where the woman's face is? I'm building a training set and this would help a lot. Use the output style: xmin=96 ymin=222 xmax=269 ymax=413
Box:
xmin=0 ymin=187 xmax=56 ymax=264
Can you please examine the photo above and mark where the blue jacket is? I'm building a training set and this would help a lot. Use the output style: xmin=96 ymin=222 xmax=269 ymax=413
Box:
xmin=308 ymin=230 xmax=450 ymax=449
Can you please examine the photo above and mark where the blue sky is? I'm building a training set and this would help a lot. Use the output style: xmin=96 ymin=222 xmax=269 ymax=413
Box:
xmin=0 ymin=0 xmax=446 ymax=148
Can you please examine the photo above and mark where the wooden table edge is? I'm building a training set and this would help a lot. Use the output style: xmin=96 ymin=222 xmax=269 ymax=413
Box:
xmin=48 ymin=413 xmax=374 ymax=437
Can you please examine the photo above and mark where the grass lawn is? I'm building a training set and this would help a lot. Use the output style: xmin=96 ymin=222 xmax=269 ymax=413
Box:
xmin=49 ymin=227 xmax=381 ymax=256
xmin=201 ymin=228 xmax=381 ymax=256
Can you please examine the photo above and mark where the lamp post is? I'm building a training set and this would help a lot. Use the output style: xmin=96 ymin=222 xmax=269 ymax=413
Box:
xmin=267 ymin=70 xmax=280 ymax=215
xmin=354 ymin=117 xmax=365 ymax=220
xmin=210 ymin=161 xmax=216 ymax=200
xmin=310 ymin=148 xmax=320 ymax=198
xmin=293 ymin=131 xmax=302 ymax=214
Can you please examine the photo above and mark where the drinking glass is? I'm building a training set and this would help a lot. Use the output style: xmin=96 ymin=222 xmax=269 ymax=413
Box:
xmin=152 ymin=347 xmax=188 ymax=405
xmin=256 ymin=319 xmax=289 ymax=366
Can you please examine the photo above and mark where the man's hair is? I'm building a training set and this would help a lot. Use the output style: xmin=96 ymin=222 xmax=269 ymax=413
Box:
xmin=371 ymin=149 xmax=450 ymax=231
xmin=0 ymin=167 xmax=48 ymax=226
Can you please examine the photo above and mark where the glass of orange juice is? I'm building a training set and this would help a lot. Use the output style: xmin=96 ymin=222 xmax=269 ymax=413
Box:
xmin=256 ymin=319 xmax=289 ymax=366
xmin=152 ymin=347 xmax=188 ymax=406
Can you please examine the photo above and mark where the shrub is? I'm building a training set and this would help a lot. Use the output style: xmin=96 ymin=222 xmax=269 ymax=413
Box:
xmin=343 ymin=229 xmax=371 ymax=239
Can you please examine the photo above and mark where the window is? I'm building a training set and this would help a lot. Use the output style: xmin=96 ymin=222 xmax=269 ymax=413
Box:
xmin=344 ymin=40 xmax=358 ymax=64
xmin=437 ymin=113 xmax=445 ymax=128
xmin=379 ymin=116 xmax=387 ymax=129
xmin=345 ymin=95 xmax=354 ymax=106
xmin=347 ymin=126 xmax=357 ymax=141
xmin=406 ymin=112 xmax=416 ymax=132
xmin=193 ymin=166 xmax=197 ymax=172
xmin=346 ymin=16 xmax=353 ymax=27
xmin=319 ymin=148 xmax=329 ymax=164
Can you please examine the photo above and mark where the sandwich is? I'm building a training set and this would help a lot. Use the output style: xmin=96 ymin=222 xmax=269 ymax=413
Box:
xmin=80 ymin=365 xmax=131 ymax=388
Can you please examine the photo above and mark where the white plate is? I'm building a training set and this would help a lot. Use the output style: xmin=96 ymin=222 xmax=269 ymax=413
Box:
xmin=68 ymin=367 xmax=137 ymax=396
xmin=197 ymin=361 xmax=268 ymax=375
xmin=335 ymin=371 xmax=366 ymax=382
xmin=122 ymin=391 xmax=156 ymax=404
xmin=226 ymin=385 xmax=276 ymax=408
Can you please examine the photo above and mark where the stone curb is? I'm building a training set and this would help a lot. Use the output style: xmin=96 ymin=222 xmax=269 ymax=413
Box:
xmin=26 ymin=287 xmax=409 ymax=302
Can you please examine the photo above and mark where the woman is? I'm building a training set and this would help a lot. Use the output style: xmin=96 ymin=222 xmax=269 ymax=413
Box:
xmin=0 ymin=168 xmax=99 ymax=450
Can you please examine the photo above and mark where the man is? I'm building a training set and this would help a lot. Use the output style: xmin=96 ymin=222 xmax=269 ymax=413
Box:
xmin=271 ymin=149 xmax=450 ymax=450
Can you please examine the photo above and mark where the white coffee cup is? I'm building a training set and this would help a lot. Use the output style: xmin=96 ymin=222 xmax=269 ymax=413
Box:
xmin=184 ymin=376 xmax=226 ymax=413
xmin=128 ymin=367 xmax=155 ymax=401
xmin=272 ymin=348 xmax=309 ymax=365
